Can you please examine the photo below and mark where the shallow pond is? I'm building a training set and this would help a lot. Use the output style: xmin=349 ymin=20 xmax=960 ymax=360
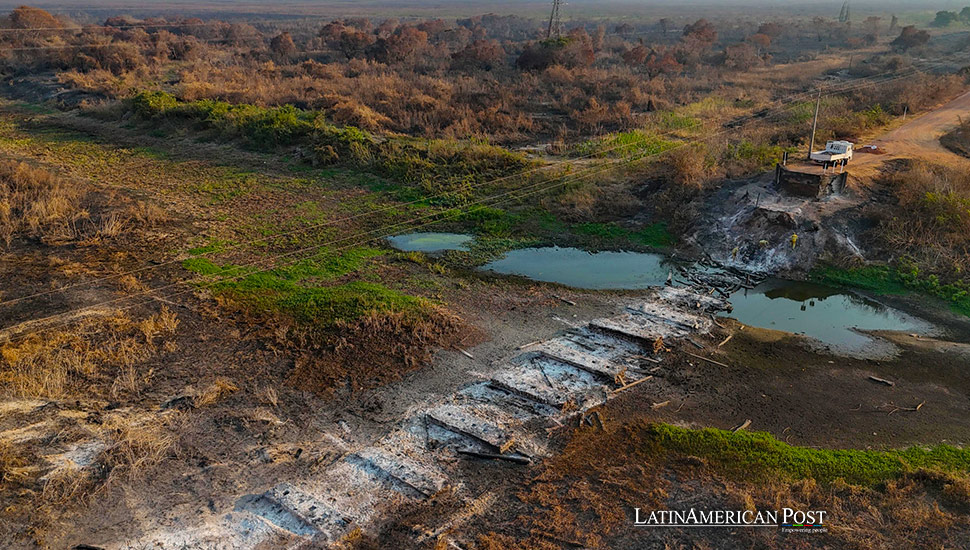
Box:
xmin=389 ymin=235 xmax=932 ymax=356
xmin=728 ymin=279 xmax=933 ymax=355
xmin=386 ymin=232 xmax=473 ymax=253
xmin=483 ymin=246 xmax=673 ymax=290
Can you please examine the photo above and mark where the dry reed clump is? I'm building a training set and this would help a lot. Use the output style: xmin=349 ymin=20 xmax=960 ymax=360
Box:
xmin=0 ymin=439 xmax=31 ymax=486
xmin=195 ymin=376 xmax=239 ymax=407
xmin=97 ymin=412 xmax=181 ymax=483
xmin=876 ymin=160 xmax=970 ymax=274
xmin=257 ymin=386 xmax=279 ymax=407
xmin=0 ymin=308 xmax=179 ymax=399
xmin=0 ymin=160 xmax=86 ymax=246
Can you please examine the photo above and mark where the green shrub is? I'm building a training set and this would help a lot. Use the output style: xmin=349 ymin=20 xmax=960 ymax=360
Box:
xmin=812 ymin=262 xmax=970 ymax=317
xmin=126 ymin=92 xmax=533 ymax=200
xmin=130 ymin=90 xmax=178 ymax=119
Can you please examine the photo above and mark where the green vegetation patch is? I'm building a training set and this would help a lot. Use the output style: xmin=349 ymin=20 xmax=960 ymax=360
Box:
xmin=454 ymin=205 xmax=523 ymax=238
xmin=723 ymin=141 xmax=795 ymax=171
xmin=649 ymin=423 xmax=970 ymax=487
xmin=180 ymin=247 xmax=425 ymax=328
xmin=811 ymin=265 xmax=908 ymax=295
xmin=656 ymin=111 xmax=702 ymax=132
xmin=187 ymin=239 xmax=231 ymax=256
xmin=128 ymin=91 xmax=533 ymax=203
xmin=573 ymin=221 xmax=674 ymax=248
xmin=573 ymin=129 xmax=678 ymax=159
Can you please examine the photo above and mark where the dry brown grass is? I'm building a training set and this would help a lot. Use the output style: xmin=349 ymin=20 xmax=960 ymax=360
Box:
xmin=0 ymin=160 xmax=86 ymax=246
xmin=98 ymin=412 xmax=181 ymax=483
xmin=0 ymin=439 xmax=31 ymax=486
xmin=0 ymin=308 xmax=178 ymax=399
xmin=195 ymin=376 xmax=239 ymax=407
xmin=0 ymin=306 xmax=182 ymax=546
xmin=1 ymin=409 xmax=181 ymax=546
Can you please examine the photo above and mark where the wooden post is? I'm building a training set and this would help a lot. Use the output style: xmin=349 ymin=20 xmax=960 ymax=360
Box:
xmin=807 ymin=88 xmax=822 ymax=160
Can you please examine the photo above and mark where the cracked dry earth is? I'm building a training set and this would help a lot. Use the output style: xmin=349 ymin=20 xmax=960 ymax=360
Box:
xmin=120 ymin=286 xmax=728 ymax=549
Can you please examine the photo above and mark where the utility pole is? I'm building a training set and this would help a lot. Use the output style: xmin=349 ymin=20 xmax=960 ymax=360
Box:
xmin=807 ymin=88 xmax=822 ymax=160
xmin=547 ymin=0 xmax=564 ymax=40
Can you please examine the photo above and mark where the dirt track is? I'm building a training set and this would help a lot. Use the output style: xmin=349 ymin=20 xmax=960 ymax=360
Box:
xmin=857 ymin=88 xmax=970 ymax=171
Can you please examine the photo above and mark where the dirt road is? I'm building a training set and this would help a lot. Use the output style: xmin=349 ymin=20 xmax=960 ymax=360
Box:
xmin=856 ymin=88 xmax=970 ymax=171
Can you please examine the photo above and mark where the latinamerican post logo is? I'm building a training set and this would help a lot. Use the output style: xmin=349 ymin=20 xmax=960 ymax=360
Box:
xmin=634 ymin=508 xmax=828 ymax=533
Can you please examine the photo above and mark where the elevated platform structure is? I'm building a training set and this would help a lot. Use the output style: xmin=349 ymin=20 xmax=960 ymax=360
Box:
xmin=773 ymin=162 xmax=847 ymax=199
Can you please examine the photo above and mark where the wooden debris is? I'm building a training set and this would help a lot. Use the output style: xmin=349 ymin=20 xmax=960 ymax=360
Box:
xmin=537 ymin=362 xmax=559 ymax=390
xmin=717 ymin=334 xmax=734 ymax=348
xmin=652 ymin=336 xmax=665 ymax=355
xmin=498 ymin=439 xmax=516 ymax=454
xmin=563 ymin=334 xmax=597 ymax=351
xmin=687 ymin=337 xmax=705 ymax=349
xmin=732 ymin=419 xmax=752 ymax=432
xmin=582 ymin=410 xmax=605 ymax=430
xmin=456 ymin=348 xmax=474 ymax=359
xmin=552 ymin=315 xmax=579 ymax=328
xmin=457 ymin=449 xmax=530 ymax=465
xmin=868 ymin=376 xmax=895 ymax=387
xmin=518 ymin=340 xmax=542 ymax=350
xmin=552 ymin=295 xmax=577 ymax=306
xmin=887 ymin=401 xmax=926 ymax=415
xmin=613 ymin=368 xmax=628 ymax=387
xmin=611 ymin=375 xmax=654 ymax=394
xmin=710 ymin=314 xmax=725 ymax=328
xmin=650 ymin=400 xmax=670 ymax=410
xmin=685 ymin=351 xmax=729 ymax=368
